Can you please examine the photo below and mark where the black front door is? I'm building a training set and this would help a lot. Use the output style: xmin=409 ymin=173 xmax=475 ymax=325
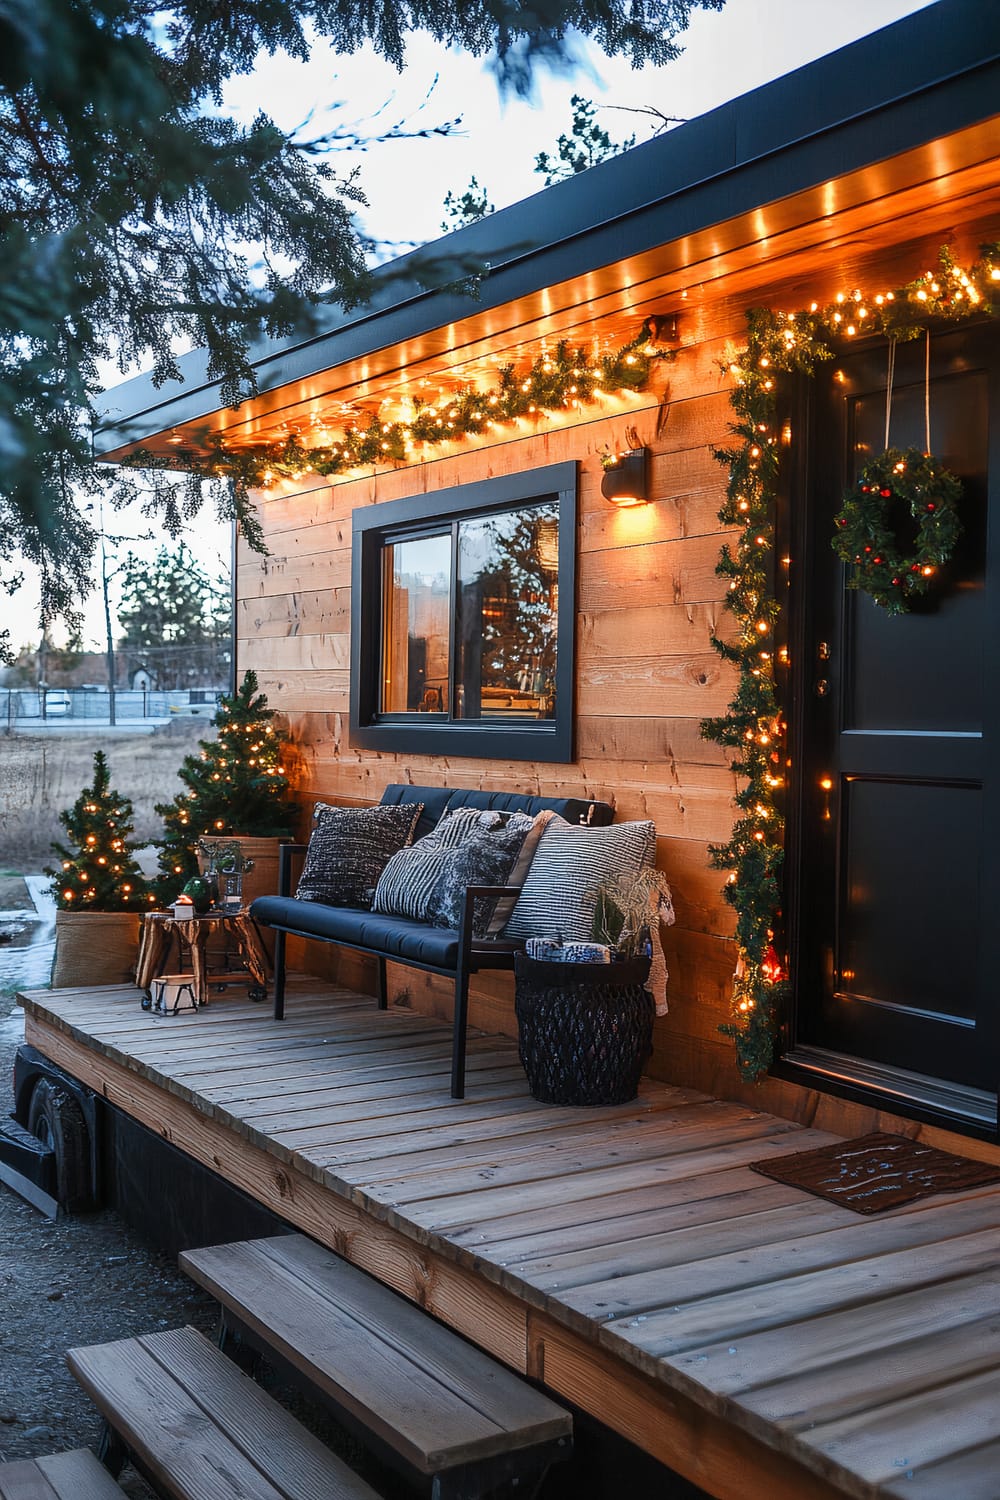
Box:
xmin=789 ymin=324 xmax=1000 ymax=1126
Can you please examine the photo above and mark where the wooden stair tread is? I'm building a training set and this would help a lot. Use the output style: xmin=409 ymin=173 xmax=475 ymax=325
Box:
xmin=180 ymin=1234 xmax=572 ymax=1474
xmin=0 ymin=1449 xmax=123 ymax=1500
xmin=66 ymin=1325 xmax=381 ymax=1500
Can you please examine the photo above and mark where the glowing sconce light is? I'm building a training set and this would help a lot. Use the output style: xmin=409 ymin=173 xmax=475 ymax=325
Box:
xmin=601 ymin=447 xmax=649 ymax=507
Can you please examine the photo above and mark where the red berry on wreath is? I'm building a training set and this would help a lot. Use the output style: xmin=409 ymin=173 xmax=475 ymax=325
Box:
xmin=832 ymin=447 xmax=962 ymax=615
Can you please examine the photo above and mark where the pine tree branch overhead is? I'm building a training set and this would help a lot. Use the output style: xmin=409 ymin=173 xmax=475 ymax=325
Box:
xmin=0 ymin=0 xmax=725 ymax=654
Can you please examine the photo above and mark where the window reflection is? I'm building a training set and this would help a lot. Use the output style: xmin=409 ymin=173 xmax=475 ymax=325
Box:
xmin=456 ymin=502 xmax=559 ymax=720
xmin=380 ymin=533 xmax=451 ymax=713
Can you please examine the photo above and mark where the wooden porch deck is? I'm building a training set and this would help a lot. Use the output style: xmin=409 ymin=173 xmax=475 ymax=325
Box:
xmin=18 ymin=979 xmax=1000 ymax=1500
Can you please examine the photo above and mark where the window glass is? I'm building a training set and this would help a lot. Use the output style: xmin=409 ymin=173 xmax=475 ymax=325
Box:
xmin=351 ymin=460 xmax=576 ymax=762
xmin=380 ymin=532 xmax=451 ymax=713
xmin=455 ymin=502 xmax=559 ymax=720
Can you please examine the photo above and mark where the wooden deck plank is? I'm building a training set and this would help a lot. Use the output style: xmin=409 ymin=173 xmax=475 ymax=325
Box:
xmin=673 ymin=1264 xmax=1000 ymax=1398
xmin=800 ymin=1364 xmax=1000 ymax=1484
xmin=34 ymin=1451 xmax=126 ymax=1500
xmin=0 ymin=1450 xmax=125 ymax=1500
xmin=883 ymin=1436 xmax=1000 ymax=1499
xmin=231 ymin=1066 xmax=528 ymax=1123
xmin=505 ymin=1195 xmax=860 ymax=1290
xmin=556 ymin=1192 xmax=1000 ymax=1321
xmin=170 ymin=1029 xmax=486 ymax=1083
xmin=334 ymin=1109 xmax=803 ymax=1196
xmin=455 ymin=1178 xmax=809 ymax=1261
xmin=414 ymin=1131 xmax=841 ymax=1234
xmin=182 ymin=1236 xmax=570 ymax=1472
xmin=744 ymin=1311 xmax=1000 ymax=1429
xmin=67 ymin=1326 xmax=380 ymax=1500
xmin=196 ymin=1044 xmax=520 ymax=1103
xmin=21 ymin=980 xmax=1000 ymax=1500
xmin=611 ymin=1226 xmax=1000 ymax=1358
xmin=244 ymin=1078 xmax=542 ymax=1136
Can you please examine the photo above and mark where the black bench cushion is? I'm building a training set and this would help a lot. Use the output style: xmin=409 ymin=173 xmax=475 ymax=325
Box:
xmin=252 ymin=896 xmax=519 ymax=968
xmin=380 ymin=783 xmax=613 ymax=839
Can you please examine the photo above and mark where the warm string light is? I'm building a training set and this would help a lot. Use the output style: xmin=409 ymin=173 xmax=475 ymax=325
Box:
xmin=125 ymin=333 xmax=673 ymax=493
xmin=701 ymin=240 xmax=1000 ymax=1083
xmin=153 ymin=670 xmax=296 ymax=904
xmin=46 ymin=751 xmax=154 ymax=912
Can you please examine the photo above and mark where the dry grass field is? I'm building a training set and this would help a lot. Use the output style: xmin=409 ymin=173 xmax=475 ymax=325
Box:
xmin=0 ymin=722 xmax=211 ymax=870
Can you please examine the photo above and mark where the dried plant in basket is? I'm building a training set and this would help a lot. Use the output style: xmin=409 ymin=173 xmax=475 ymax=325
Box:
xmin=590 ymin=867 xmax=675 ymax=957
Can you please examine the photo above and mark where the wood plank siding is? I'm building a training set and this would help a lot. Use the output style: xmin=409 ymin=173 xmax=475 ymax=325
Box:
xmin=20 ymin=982 xmax=1000 ymax=1500
xmin=235 ymin=200 xmax=1000 ymax=1128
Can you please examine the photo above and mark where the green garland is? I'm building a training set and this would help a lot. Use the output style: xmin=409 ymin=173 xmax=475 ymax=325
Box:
xmin=702 ymin=242 xmax=1000 ymax=1081
xmin=125 ymin=333 xmax=671 ymax=495
xmin=832 ymin=447 xmax=963 ymax=614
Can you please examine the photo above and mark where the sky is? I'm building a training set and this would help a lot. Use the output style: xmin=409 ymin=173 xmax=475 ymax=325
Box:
xmin=1 ymin=0 xmax=933 ymax=656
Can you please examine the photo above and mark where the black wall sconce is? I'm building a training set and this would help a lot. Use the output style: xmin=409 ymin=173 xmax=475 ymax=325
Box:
xmin=601 ymin=446 xmax=649 ymax=507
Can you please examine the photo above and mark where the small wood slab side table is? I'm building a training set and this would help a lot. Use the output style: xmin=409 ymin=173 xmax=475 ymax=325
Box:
xmin=136 ymin=911 xmax=270 ymax=1013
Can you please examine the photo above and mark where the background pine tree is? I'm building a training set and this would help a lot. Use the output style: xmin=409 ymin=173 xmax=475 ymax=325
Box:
xmin=155 ymin=670 xmax=297 ymax=901
xmin=47 ymin=750 xmax=155 ymax=912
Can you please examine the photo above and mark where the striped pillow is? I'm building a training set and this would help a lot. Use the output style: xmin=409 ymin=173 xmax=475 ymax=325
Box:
xmin=427 ymin=820 xmax=532 ymax=935
xmin=374 ymin=810 xmax=530 ymax=925
xmin=504 ymin=818 xmax=656 ymax=943
xmin=372 ymin=843 xmax=456 ymax=922
xmin=426 ymin=806 xmax=492 ymax=850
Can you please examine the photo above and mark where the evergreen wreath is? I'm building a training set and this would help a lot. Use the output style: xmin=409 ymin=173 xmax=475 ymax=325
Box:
xmin=832 ymin=447 xmax=963 ymax=614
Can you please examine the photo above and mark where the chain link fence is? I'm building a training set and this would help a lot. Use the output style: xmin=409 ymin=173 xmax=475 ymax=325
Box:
xmin=1 ymin=687 xmax=222 ymax=732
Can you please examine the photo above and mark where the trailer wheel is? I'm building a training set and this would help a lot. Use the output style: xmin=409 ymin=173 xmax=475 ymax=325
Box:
xmin=26 ymin=1077 xmax=94 ymax=1212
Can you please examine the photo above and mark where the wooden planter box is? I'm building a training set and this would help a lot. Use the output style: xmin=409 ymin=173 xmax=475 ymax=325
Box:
xmin=51 ymin=910 xmax=142 ymax=989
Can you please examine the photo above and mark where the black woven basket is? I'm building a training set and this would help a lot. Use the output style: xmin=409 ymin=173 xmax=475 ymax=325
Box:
xmin=514 ymin=953 xmax=654 ymax=1106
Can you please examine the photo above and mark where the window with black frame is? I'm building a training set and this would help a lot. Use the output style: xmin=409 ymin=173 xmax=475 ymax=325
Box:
xmin=351 ymin=462 xmax=576 ymax=761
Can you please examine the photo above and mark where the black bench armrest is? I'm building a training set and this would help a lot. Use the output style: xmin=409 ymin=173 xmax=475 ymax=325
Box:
xmin=457 ymin=885 xmax=522 ymax=957
xmin=278 ymin=842 xmax=309 ymax=897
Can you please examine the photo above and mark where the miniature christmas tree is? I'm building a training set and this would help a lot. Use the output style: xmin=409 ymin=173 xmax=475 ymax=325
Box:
xmin=47 ymin=751 xmax=156 ymax=911
xmin=154 ymin=670 xmax=296 ymax=901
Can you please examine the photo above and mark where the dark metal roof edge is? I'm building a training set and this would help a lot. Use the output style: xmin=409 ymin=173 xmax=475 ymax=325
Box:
xmin=95 ymin=0 xmax=999 ymax=447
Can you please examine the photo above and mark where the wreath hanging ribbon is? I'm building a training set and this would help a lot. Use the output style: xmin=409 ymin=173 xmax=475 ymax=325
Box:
xmin=831 ymin=446 xmax=963 ymax=615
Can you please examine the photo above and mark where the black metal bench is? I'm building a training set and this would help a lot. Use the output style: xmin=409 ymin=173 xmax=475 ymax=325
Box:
xmin=251 ymin=784 xmax=613 ymax=1099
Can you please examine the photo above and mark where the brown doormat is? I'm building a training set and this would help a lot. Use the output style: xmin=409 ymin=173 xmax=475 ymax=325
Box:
xmin=749 ymin=1132 xmax=1000 ymax=1214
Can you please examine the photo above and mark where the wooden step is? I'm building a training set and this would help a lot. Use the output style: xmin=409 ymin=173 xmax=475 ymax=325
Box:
xmin=66 ymin=1325 xmax=382 ymax=1500
xmin=180 ymin=1234 xmax=573 ymax=1490
xmin=0 ymin=1449 xmax=124 ymax=1500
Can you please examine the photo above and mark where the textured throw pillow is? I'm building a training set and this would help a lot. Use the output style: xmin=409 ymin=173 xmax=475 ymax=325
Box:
xmin=425 ymin=805 xmax=493 ymax=850
xmin=295 ymin=802 xmax=423 ymax=908
xmin=483 ymin=809 xmax=555 ymax=937
xmin=504 ymin=818 xmax=656 ymax=943
xmin=372 ymin=842 xmax=455 ymax=922
xmin=427 ymin=821 xmax=532 ymax=936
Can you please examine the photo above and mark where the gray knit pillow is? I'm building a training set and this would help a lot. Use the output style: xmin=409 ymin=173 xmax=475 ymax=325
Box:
xmin=426 ymin=806 xmax=491 ymax=850
xmin=372 ymin=806 xmax=504 ymax=921
xmin=372 ymin=842 xmax=454 ymax=922
xmin=504 ymin=818 xmax=656 ymax=942
xmin=295 ymin=802 xmax=423 ymax=908
xmin=427 ymin=820 xmax=531 ymax=936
